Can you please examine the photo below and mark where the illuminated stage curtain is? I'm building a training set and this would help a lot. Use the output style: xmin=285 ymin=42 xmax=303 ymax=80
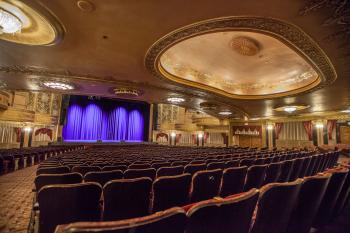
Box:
xmin=279 ymin=122 xmax=309 ymax=140
xmin=63 ymin=99 xmax=146 ymax=141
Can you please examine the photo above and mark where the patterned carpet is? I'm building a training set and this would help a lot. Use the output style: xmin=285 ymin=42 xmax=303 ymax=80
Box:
xmin=0 ymin=165 xmax=37 ymax=233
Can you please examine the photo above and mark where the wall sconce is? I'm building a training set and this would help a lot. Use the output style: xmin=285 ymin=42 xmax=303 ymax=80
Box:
xmin=315 ymin=122 xmax=324 ymax=129
xmin=198 ymin=133 xmax=203 ymax=138
xmin=267 ymin=124 xmax=274 ymax=130
xmin=170 ymin=132 xmax=176 ymax=137
xmin=24 ymin=127 xmax=32 ymax=132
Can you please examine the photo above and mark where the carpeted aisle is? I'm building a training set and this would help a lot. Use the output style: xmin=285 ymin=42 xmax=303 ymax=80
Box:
xmin=0 ymin=165 xmax=37 ymax=233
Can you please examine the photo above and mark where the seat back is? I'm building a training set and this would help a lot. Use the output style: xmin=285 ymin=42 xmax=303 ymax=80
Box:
xmin=124 ymin=168 xmax=156 ymax=180
xmin=186 ymin=189 xmax=259 ymax=233
xmin=251 ymin=179 xmax=303 ymax=233
xmin=72 ymin=166 xmax=101 ymax=176
xmin=128 ymin=163 xmax=151 ymax=169
xmin=34 ymin=172 xmax=83 ymax=192
xmin=152 ymin=173 xmax=191 ymax=212
xmin=244 ymin=165 xmax=267 ymax=191
xmin=172 ymin=161 xmax=188 ymax=167
xmin=207 ymin=162 xmax=225 ymax=170
xmin=37 ymin=182 xmax=102 ymax=233
xmin=184 ymin=164 xmax=206 ymax=176
xmin=152 ymin=162 xmax=171 ymax=170
xmin=102 ymin=165 xmax=127 ymax=172
xmin=156 ymin=166 xmax=184 ymax=178
xmin=287 ymin=173 xmax=331 ymax=233
xmin=240 ymin=158 xmax=255 ymax=167
xmin=313 ymin=168 xmax=349 ymax=227
xmin=332 ymin=167 xmax=350 ymax=218
xmin=225 ymin=160 xmax=239 ymax=168
xmin=264 ymin=162 xmax=282 ymax=185
xmin=298 ymin=156 xmax=311 ymax=178
xmin=103 ymin=177 xmax=152 ymax=221
xmin=84 ymin=170 xmax=123 ymax=186
xmin=190 ymin=169 xmax=223 ymax=202
xmin=220 ymin=166 xmax=247 ymax=197
xmin=288 ymin=158 xmax=305 ymax=181
xmin=306 ymin=155 xmax=318 ymax=176
xmin=55 ymin=207 xmax=187 ymax=233
xmin=278 ymin=160 xmax=295 ymax=182
xmin=36 ymin=166 xmax=70 ymax=175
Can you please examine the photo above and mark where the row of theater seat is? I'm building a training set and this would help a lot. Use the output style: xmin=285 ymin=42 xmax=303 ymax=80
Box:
xmin=37 ymin=166 xmax=350 ymax=233
xmin=0 ymin=145 xmax=83 ymax=174
xmin=33 ymin=151 xmax=340 ymax=233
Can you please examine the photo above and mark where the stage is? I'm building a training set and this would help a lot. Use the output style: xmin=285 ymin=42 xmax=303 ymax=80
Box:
xmin=50 ymin=140 xmax=157 ymax=146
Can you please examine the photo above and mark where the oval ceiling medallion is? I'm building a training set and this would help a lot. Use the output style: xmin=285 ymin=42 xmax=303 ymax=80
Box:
xmin=0 ymin=0 xmax=64 ymax=45
xmin=145 ymin=16 xmax=336 ymax=100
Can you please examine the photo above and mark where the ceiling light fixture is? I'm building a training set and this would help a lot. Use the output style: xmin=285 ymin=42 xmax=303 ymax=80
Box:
xmin=341 ymin=109 xmax=350 ymax=113
xmin=218 ymin=111 xmax=232 ymax=116
xmin=167 ymin=97 xmax=185 ymax=103
xmin=43 ymin=81 xmax=74 ymax=90
xmin=0 ymin=8 xmax=22 ymax=34
xmin=283 ymin=106 xmax=297 ymax=113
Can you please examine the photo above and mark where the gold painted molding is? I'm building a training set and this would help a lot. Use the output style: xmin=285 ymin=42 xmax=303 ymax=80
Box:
xmin=145 ymin=16 xmax=337 ymax=100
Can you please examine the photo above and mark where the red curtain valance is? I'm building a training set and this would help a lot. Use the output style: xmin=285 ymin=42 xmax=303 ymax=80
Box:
xmin=302 ymin=121 xmax=313 ymax=141
xmin=156 ymin=132 xmax=168 ymax=141
xmin=35 ymin=128 xmax=53 ymax=140
xmin=13 ymin=127 xmax=21 ymax=142
xmin=275 ymin=123 xmax=283 ymax=139
xmin=327 ymin=120 xmax=337 ymax=140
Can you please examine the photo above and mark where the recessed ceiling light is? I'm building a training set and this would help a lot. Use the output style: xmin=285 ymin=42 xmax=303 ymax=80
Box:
xmin=218 ymin=111 xmax=232 ymax=116
xmin=0 ymin=8 xmax=22 ymax=34
xmin=167 ymin=97 xmax=185 ymax=103
xmin=43 ymin=81 xmax=74 ymax=90
xmin=341 ymin=109 xmax=350 ymax=113
xmin=283 ymin=106 xmax=297 ymax=113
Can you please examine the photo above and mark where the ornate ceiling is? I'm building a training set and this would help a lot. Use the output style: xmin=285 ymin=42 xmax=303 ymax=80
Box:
xmin=0 ymin=0 xmax=349 ymax=120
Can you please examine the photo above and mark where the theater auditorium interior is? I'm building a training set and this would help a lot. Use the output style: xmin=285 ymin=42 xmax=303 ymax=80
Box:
xmin=1 ymin=0 xmax=350 ymax=233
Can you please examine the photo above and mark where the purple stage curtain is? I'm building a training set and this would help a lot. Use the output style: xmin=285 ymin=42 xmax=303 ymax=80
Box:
xmin=63 ymin=103 xmax=144 ymax=141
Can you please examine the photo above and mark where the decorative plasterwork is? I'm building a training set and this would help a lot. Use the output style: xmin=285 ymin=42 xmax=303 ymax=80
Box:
xmin=145 ymin=16 xmax=337 ymax=100
xmin=300 ymin=0 xmax=350 ymax=41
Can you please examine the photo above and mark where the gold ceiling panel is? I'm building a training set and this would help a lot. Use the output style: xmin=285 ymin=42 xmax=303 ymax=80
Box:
xmin=145 ymin=16 xmax=337 ymax=100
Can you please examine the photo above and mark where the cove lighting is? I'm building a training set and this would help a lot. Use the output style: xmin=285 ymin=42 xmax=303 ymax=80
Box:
xmin=167 ymin=97 xmax=185 ymax=103
xmin=341 ymin=109 xmax=350 ymax=113
xmin=283 ymin=106 xmax=297 ymax=113
xmin=43 ymin=81 xmax=74 ymax=90
xmin=218 ymin=111 xmax=232 ymax=116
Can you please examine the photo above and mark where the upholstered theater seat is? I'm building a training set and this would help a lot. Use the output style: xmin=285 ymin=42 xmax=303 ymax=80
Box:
xmin=207 ymin=161 xmax=226 ymax=170
xmin=172 ymin=161 xmax=188 ymax=167
xmin=152 ymin=162 xmax=171 ymax=170
xmin=37 ymin=182 xmax=102 ymax=233
xmin=305 ymin=155 xmax=318 ymax=176
xmin=250 ymin=179 xmax=303 ymax=233
xmin=84 ymin=170 xmax=123 ymax=186
xmin=54 ymin=207 xmax=187 ymax=233
xmin=103 ymin=177 xmax=152 ymax=221
xmin=288 ymin=158 xmax=305 ymax=181
xmin=225 ymin=160 xmax=240 ymax=168
xmin=102 ymin=165 xmax=128 ymax=172
xmin=34 ymin=172 xmax=83 ymax=192
xmin=124 ymin=168 xmax=156 ymax=180
xmin=244 ymin=165 xmax=267 ymax=191
xmin=128 ymin=163 xmax=151 ymax=169
xmin=278 ymin=160 xmax=295 ymax=182
xmin=220 ymin=166 xmax=247 ymax=197
xmin=36 ymin=166 xmax=71 ymax=175
xmin=186 ymin=189 xmax=259 ymax=233
xmin=190 ymin=169 xmax=223 ymax=202
xmin=240 ymin=158 xmax=256 ymax=167
xmin=313 ymin=168 xmax=349 ymax=228
xmin=184 ymin=164 xmax=207 ymax=176
xmin=72 ymin=166 xmax=101 ymax=176
xmin=332 ymin=165 xmax=350 ymax=218
xmin=152 ymin=173 xmax=191 ymax=212
xmin=287 ymin=173 xmax=331 ymax=233
xmin=298 ymin=156 xmax=311 ymax=178
xmin=263 ymin=162 xmax=282 ymax=185
xmin=156 ymin=166 xmax=184 ymax=178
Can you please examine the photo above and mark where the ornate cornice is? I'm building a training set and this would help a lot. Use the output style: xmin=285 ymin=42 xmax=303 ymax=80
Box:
xmin=145 ymin=16 xmax=337 ymax=100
